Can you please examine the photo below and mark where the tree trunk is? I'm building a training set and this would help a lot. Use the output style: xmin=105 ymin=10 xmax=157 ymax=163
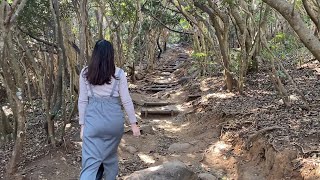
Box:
xmin=262 ymin=0 xmax=320 ymax=61
xmin=0 ymin=1 xmax=28 ymax=177
xmin=5 ymin=94 xmax=26 ymax=178
xmin=95 ymin=8 xmax=103 ymax=40
xmin=194 ymin=1 xmax=234 ymax=91
xmin=79 ymin=0 xmax=88 ymax=66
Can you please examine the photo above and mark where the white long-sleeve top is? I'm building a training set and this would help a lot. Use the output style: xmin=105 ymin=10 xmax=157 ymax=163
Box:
xmin=78 ymin=67 xmax=137 ymax=125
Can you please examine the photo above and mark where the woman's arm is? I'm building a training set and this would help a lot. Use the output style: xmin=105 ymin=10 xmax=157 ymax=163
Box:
xmin=78 ymin=69 xmax=88 ymax=125
xmin=118 ymin=69 xmax=137 ymax=124
xmin=118 ymin=69 xmax=140 ymax=136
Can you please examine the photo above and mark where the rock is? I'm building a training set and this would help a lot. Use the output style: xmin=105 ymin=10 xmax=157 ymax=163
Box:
xmin=168 ymin=143 xmax=191 ymax=153
xmin=135 ymin=73 xmax=145 ymax=80
xmin=289 ymin=94 xmax=299 ymax=102
xmin=198 ymin=173 xmax=217 ymax=180
xmin=140 ymin=125 xmax=155 ymax=135
xmin=124 ymin=161 xmax=198 ymax=180
xmin=124 ymin=145 xmax=138 ymax=154
xmin=178 ymin=77 xmax=191 ymax=84
xmin=278 ymin=99 xmax=284 ymax=105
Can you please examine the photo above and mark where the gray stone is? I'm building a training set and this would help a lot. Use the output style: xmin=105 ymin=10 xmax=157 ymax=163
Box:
xmin=178 ymin=77 xmax=191 ymax=84
xmin=140 ymin=125 xmax=155 ymax=135
xmin=124 ymin=146 xmax=138 ymax=154
xmin=124 ymin=161 xmax=198 ymax=180
xmin=168 ymin=143 xmax=192 ymax=153
xmin=198 ymin=173 xmax=217 ymax=180
xmin=135 ymin=73 xmax=145 ymax=80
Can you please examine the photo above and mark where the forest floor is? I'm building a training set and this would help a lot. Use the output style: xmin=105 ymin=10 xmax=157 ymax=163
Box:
xmin=1 ymin=45 xmax=320 ymax=180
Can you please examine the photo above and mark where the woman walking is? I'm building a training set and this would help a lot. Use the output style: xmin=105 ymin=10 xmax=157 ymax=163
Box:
xmin=78 ymin=39 xmax=140 ymax=180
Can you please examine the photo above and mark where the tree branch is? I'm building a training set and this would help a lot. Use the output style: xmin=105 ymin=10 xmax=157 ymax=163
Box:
xmin=18 ymin=27 xmax=58 ymax=48
xmin=4 ymin=0 xmax=28 ymax=25
xmin=148 ymin=13 xmax=193 ymax=35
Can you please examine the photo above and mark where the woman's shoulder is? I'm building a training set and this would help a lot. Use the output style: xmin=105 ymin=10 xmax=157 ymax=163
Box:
xmin=80 ymin=66 xmax=88 ymax=74
xmin=115 ymin=67 xmax=126 ymax=80
xmin=115 ymin=67 xmax=125 ymax=74
xmin=82 ymin=66 xmax=89 ymax=72
xmin=80 ymin=66 xmax=89 ymax=82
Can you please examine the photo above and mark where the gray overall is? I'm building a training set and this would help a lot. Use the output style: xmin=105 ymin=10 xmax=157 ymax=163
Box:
xmin=80 ymin=70 xmax=124 ymax=180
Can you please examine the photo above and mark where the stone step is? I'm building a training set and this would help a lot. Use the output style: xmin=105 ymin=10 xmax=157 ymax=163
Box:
xmin=140 ymin=109 xmax=179 ymax=117
xmin=188 ymin=94 xmax=201 ymax=101
xmin=141 ymin=84 xmax=175 ymax=92
xmin=143 ymin=102 xmax=173 ymax=107
xmin=178 ymin=54 xmax=188 ymax=59
xmin=141 ymin=87 xmax=168 ymax=92
xmin=161 ymin=68 xmax=176 ymax=73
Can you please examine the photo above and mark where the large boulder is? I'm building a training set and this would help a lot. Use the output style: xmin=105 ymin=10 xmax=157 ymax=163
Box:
xmin=198 ymin=173 xmax=217 ymax=180
xmin=124 ymin=161 xmax=198 ymax=180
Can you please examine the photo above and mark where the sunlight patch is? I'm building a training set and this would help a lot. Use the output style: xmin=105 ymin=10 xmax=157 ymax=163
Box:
xmin=181 ymin=123 xmax=190 ymax=127
xmin=187 ymin=154 xmax=196 ymax=158
xmin=65 ymin=123 xmax=71 ymax=129
xmin=211 ymin=141 xmax=232 ymax=155
xmin=2 ymin=106 xmax=13 ymax=116
xmin=138 ymin=153 xmax=156 ymax=164
xmin=75 ymin=141 xmax=82 ymax=147
xmin=201 ymin=93 xmax=235 ymax=104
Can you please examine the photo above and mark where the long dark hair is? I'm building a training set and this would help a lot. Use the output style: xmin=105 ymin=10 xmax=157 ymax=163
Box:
xmin=85 ymin=39 xmax=116 ymax=85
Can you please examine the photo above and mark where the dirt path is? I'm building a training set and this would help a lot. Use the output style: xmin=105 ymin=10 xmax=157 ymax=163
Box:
xmin=18 ymin=46 xmax=318 ymax=180
xmin=21 ymin=47 xmax=226 ymax=180
xmin=116 ymin=50 xmax=226 ymax=178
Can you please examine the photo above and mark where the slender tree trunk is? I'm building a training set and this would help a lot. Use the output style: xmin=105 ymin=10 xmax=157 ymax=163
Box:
xmin=0 ymin=1 xmax=28 ymax=177
xmin=47 ymin=0 xmax=68 ymax=146
xmin=95 ymin=8 xmax=103 ymax=40
xmin=79 ymin=0 xmax=88 ymax=66
xmin=5 ymin=93 xmax=25 ymax=178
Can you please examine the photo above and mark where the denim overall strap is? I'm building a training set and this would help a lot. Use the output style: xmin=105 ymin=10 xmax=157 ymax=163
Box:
xmin=89 ymin=83 xmax=95 ymax=98
xmin=110 ymin=69 xmax=122 ymax=97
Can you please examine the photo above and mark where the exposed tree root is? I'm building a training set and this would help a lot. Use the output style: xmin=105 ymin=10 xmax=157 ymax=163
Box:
xmin=245 ymin=126 xmax=283 ymax=150
xmin=292 ymin=143 xmax=320 ymax=157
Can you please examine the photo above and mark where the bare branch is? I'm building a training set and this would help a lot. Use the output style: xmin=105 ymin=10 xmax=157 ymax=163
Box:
xmin=148 ymin=12 xmax=194 ymax=35
xmin=18 ymin=27 xmax=58 ymax=48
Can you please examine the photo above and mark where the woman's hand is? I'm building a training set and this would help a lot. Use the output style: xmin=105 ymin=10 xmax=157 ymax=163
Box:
xmin=131 ymin=123 xmax=141 ymax=137
xmin=80 ymin=125 xmax=84 ymax=140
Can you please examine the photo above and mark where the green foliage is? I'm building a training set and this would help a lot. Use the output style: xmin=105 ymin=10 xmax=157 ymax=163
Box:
xmin=168 ymin=33 xmax=180 ymax=44
xmin=269 ymin=32 xmax=301 ymax=59
xmin=192 ymin=52 xmax=207 ymax=59
xmin=59 ymin=1 xmax=76 ymax=19
xmin=195 ymin=0 xmax=208 ymax=5
xmin=142 ymin=0 xmax=183 ymax=30
xmin=180 ymin=18 xmax=191 ymax=29
xmin=277 ymin=70 xmax=286 ymax=79
xmin=0 ymin=0 xmax=13 ymax=4
xmin=223 ymin=0 xmax=236 ymax=6
xmin=107 ymin=0 xmax=137 ymax=23
xmin=17 ymin=0 xmax=52 ymax=36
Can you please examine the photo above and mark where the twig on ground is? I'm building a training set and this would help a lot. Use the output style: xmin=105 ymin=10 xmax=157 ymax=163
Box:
xmin=292 ymin=143 xmax=320 ymax=157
